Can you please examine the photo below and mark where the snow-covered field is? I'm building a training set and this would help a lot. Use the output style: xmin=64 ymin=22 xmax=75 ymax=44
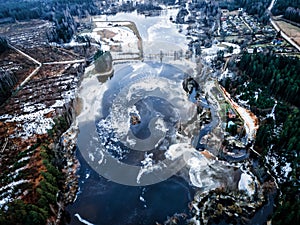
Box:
xmin=202 ymin=42 xmax=240 ymax=62
xmin=83 ymin=20 xmax=140 ymax=57
xmin=91 ymin=9 xmax=188 ymax=57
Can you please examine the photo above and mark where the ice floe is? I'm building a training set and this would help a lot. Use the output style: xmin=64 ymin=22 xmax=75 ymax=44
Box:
xmin=74 ymin=214 xmax=95 ymax=225
xmin=238 ymin=173 xmax=255 ymax=196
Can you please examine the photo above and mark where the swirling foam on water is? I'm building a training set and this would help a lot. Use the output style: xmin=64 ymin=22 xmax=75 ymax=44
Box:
xmin=136 ymin=152 xmax=165 ymax=184
xmin=76 ymin=62 xmax=200 ymax=185
xmin=109 ymin=75 xmax=193 ymax=151
xmin=77 ymin=61 xmax=243 ymax=188
xmin=187 ymin=156 xmax=219 ymax=189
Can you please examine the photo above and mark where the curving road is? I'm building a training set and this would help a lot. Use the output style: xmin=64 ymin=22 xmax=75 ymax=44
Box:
xmin=268 ymin=0 xmax=300 ymax=52
xmin=219 ymin=85 xmax=259 ymax=141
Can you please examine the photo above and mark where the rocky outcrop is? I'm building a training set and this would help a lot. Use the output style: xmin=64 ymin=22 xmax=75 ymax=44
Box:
xmin=190 ymin=188 xmax=265 ymax=225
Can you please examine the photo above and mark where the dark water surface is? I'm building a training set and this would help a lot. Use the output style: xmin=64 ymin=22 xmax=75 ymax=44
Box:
xmin=66 ymin=150 xmax=194 ymax=225
xmin=67 ymin=62 xmax=197 ymax=225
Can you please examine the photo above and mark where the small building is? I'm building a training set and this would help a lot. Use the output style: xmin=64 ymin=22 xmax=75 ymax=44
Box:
xmin=247 ymin=48 xmax=254 ymax=54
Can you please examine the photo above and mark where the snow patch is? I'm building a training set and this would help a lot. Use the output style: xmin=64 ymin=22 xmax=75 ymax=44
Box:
xmin=0 ymin=180 xmax=29 ymax=208
xmin=139 ymin=196 xmax=145 ymax=202
xmin=136 ymin=153 xmax=164 ymax=184
xmin=165 ymin=143 xmax=191 ymax=160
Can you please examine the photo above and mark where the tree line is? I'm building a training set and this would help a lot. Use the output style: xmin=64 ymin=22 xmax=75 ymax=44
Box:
xmin=238 ymin=53 xmax=300 ymax=107
xmin=272 ymin=0 xmax=300 ymax=23
xmin=0 ymin=116 xmax=71 ymax=225
xmin=0 ymin=0 xmax=100 ymax=43
xmin=0 ymin=37 xmax=8 ymax=53
xmin=0 ymin=69 xmax=17 ymax=106
xmin=222 ymin=52 xmax=300 ymax=224
xmin=0 ymin=0 xmax=99 ymax=21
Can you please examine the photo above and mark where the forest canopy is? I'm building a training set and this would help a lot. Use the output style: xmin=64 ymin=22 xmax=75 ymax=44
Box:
xmin=238 ymin=53 xmax=300 ymax=107
xmin=272 ymin=0 xmax=300 ymax=23
xmin=0 ymin=0 xmax=99 ymax=22
xmin=223 ymin=53 xmax=300 ymax=225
